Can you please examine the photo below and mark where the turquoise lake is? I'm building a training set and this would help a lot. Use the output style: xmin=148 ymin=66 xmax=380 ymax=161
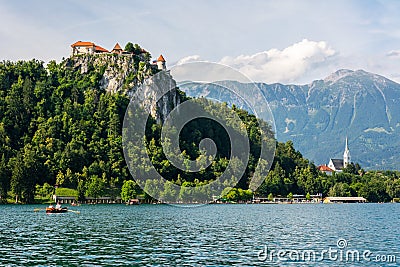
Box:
xmin=0 ymin=203 xmax=399 ymax=266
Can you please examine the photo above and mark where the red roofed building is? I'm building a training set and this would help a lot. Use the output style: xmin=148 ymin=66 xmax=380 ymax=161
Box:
xmin=94 ymin=45 xmax=109 ymax=53
xmin=71 ymin=41 xmax=109 ymax=55
xmin=156 ymin=54 xmax=166 ymax=70
xmin=318 ymin=165 xmax=333 ymax=175
xmin=157 ymin=54 xmax=166 ymax=62
xmin=111 ymin=43 xmax=123 ymax=54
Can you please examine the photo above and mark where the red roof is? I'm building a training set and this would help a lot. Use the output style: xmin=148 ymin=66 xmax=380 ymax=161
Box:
xmin=157 ymin=54 xmax=166 ymax=62
xmin=112 ymin=43 xmax=122 ymax=51
xmin=71 ymin=41 xmax=95 ymax=48
xmin=95 ymin=45 xmax=109 ymax=53
xmin=71 ymin=41 xmax=109 ymax=53
xmin=318 ymin=165 xmax=333 ymax=172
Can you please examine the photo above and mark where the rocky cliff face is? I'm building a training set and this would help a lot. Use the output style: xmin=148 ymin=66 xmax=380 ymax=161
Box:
xmin=132 ymin=70 xmax=181 ymax=123
xmin=67 ymin=54 xmax=180 ymax=122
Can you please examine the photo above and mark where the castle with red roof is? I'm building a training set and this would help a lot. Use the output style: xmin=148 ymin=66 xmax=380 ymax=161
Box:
xmin=70 ymin=41 xmax=166 ymax=70
xmin=71 ymin=41 xmax=109 ymax=55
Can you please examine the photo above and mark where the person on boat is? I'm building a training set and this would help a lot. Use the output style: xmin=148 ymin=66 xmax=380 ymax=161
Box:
xmin=55 ymin=202 xmax=61 ymax=209
xmin=48 ymin=204 xmax=54 ymax=208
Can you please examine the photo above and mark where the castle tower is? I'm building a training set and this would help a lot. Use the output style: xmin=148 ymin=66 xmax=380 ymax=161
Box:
xmin=343 ymin=137 xmax=351 ymax=167
xmin=111 ymin=43 xmax=123 ymax=54
xmin=157 ymin=54 xmax=166 ymax=70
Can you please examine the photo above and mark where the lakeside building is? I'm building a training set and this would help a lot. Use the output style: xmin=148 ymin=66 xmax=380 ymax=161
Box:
xmin=54 ymin=195 xmax=123 ymax=204
xmin=323 ymin=196 xmax=367 ymax=203
xmin=252 ymin=194 xmax=323 ymax=204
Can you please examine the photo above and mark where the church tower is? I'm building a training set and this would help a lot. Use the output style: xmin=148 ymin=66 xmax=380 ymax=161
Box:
xmin=343 ymin=137 xmax=351 ymax=167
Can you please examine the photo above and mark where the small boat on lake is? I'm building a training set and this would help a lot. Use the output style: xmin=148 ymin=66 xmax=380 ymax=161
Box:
xmin=46 ymin=207 xmax=68 ymax=213
xmin=127 ymin=199 xmax=140 ymax=205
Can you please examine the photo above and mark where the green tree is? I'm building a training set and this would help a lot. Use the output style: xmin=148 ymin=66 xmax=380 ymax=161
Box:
xmin=124 ymin=42 xmax=134 ymax=53
xmin=386 ymin=179 xmax=400 ymax=199
xmin=77 ymin=180 xmax=86 ymax=202
xmin=86 ymin=175 xmax=105 ymax=199
xmin=296 ymin=165 xmax=320 ymax=194
xmin=225 ymin=188 xmax=239 ymax=202
xmin=121 ymin=180 xmax=140 ymax=202
xmin=221 ymin=187 xmax=233 ymax=201
xmin=10 ymin=154 xmax=25 ymax=203
xmin=328 ymin=182 xmax=351 ymax=197
xmin=359 ymin=177 xmax=390 ymax=202
xmin=263 ymin=163 xmax=286 ymax=196
xmin=0 ymin=155 xmax=9 ymax=201
xmin=161 ymin=181 xmax=178 ymax=202
xmin=36 ymin=182 xmax=54 ymax=199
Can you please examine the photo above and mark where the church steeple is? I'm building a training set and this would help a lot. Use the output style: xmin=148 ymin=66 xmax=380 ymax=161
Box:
xmin=343 ymin=137 xmax=351 ymax=167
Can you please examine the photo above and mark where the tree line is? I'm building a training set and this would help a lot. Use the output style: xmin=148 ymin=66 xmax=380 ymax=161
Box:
xmin=0 ymin=53 xmax=399 ymax=203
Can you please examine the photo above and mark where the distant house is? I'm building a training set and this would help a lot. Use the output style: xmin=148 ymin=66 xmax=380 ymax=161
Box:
xmin=71 ymin=41 xmax=109 ymax=55
xmin=318 ymin=164 xmax=334 ymax=175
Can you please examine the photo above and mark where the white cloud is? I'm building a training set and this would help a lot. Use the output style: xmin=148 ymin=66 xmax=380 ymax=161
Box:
xmin=387 ymin=50 xmax=400 ymax=58
xmin=1 ymin=2 xmax=399 ymax=84
xmin=175 ymin=55 xmax=202 ymax=65
xmin=218 ymin=39 xmax=336 ymax=83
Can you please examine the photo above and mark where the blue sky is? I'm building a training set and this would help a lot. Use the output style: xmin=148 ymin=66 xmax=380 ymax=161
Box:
xmin=1 ymin=0 xmax=399 ymax=83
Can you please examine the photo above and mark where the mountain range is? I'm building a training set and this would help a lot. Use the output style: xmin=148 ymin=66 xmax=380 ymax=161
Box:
xmin=180 ymin=69 xmax=400 ymax=169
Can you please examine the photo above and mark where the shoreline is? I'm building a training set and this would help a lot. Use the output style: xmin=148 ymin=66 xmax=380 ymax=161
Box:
xmin=1 ymin=201 xmax=398 ymax=205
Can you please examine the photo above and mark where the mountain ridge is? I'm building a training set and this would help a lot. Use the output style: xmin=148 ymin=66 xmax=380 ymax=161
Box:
xmin=181 ymin=69 xmax=400 ymax=169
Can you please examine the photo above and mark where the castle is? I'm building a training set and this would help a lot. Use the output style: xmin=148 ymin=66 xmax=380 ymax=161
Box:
xmin=318 ymin=137 xmax=351 ymax=174
xmin=70 ymin=41 xmax=166 ymax=70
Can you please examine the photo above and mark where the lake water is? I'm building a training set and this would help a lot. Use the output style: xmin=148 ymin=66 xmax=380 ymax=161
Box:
xmin=0 ymin=203 xmax=399 ymax=266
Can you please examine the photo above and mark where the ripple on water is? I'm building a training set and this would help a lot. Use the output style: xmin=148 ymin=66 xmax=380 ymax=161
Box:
xmin=0 ymin=204 xmax=399 ymax=266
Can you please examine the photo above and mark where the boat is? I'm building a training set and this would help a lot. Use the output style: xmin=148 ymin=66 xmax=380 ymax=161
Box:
xmin=127 ymin=199 xmax=140 ymax=205
xmin=46 ymin=207 xmax=68 ymax=213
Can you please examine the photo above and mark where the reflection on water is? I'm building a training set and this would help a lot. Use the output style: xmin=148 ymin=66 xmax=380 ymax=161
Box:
xmin=0 ymin=204 xmax=399 ymax=266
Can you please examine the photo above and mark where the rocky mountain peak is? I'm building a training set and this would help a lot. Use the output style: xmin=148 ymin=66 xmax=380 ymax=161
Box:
xmin=182 ymin=69 xmax=400 ymax=169
xmin=323 ymin=69 xmax=355 ymax=84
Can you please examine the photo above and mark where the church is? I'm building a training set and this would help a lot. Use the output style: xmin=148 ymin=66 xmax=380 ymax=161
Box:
xmin=318 ymin=137 xmax=351 ymax=174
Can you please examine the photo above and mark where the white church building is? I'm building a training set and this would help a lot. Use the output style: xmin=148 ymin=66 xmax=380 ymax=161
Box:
xmin=328 ymin=137 xmax=351 ymax=172
xmin=319 ymin=137 xmax=351 ymax=174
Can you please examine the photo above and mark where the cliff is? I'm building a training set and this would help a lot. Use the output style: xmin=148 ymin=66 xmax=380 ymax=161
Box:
xmin=65 ymin=53 xmax=180 ymax=122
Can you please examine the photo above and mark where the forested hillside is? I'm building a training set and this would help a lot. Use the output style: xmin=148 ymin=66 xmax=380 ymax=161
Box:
xmin=0 ymin=52 xmax=399 ymax=203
